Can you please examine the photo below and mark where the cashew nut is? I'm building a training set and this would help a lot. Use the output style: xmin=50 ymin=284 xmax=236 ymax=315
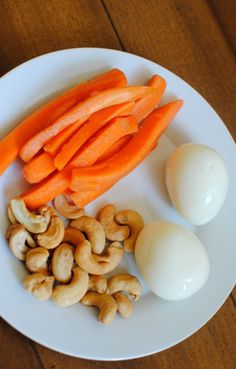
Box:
xmin=113 ymin=292 xmax=132 ymax=318
xmin=6 ymin=224 xmax=31 ymax=260
xmin=63 ymin=227 xmax=85 ymax=246
xmin=54 ymin=195 xmax=85 ymax=219
xmin=52 ymin=243 xmax=74 ymax=283
xmin=51 ymin=267 xmax=89 ymax=307
xmin=7 ymin=204 xmax=17 ymax=224
xmin=107 ymin=274 xmax=142 ymax=302
xmin=88 ymin=275 xmax=107 ymax=294
xmin=70 ymin=216 xmax=105 ymax=254
xmin=97 ymin=204 xmax=130 ymax=241
xmin=115 ymin=210 xmax=144 ymax=252
xmin=6 ymin=224 xmax=35 ymax=248
xmin=81 ymin=292 xmax=117 ymax=324
xmin=23 ymin=273 xmax=54 ymax=300
xmin=36 ymin=215 xmax=65 ymax=249
xmin=25 ymin=247 xmax=49 ymax=273
xmin=10 ymin=198 xmax=51 ymax=233
xmin=74 ymin=240 xmax=124 ymax=275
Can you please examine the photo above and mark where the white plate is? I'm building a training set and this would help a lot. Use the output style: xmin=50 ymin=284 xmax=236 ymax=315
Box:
xmin=0 ymin=48 xmax=235 ymax=361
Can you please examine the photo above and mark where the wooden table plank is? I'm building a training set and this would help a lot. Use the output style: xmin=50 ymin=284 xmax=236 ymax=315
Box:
xmin=0 ymin=318 xmax=42 ymax=369
xmin=208 ymin=0 xmax=236 ymax=53
xmin=28 ymin=297 xmax=236 ymax=369
xmin=104 ymin=0 xmax=236 ymax=135
xmin=0 ymin=0 xmax=121 ymax=76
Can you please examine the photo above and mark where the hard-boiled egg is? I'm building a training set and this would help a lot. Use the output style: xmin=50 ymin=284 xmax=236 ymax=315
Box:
xmin=135 ymin=221 xmax=209 ymax=300
xmin=165 ymin=143 xmax=229 ymax=225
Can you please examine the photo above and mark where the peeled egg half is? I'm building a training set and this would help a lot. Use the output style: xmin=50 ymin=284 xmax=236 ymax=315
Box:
xmin=165 ymin=143 xmax=229 ymax=225
xmin=135 ymin=221 xmax=209 ymax=300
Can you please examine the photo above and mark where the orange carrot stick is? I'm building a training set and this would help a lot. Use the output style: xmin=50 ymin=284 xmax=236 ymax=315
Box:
xmin=21 ymin=170 xmax=71 ymax=209
xmin=23 ymin=152 xmax=55 ymax=184
xmin=96 ymin=135 xmax=132 ymax=163
xmin=133 ymin=75 xmax=166 ymax=122
xmin=68 ymin=116 xmax=138 ymax=168
xmin=70 ymin=184 xmax=113 ymax=208
xmin=19 ymin=86 xmax=157 ymax=162
xmin=70 ymin=100 xmax=183 ymax=193
xmin=54 ymin=101 xmax=134 ymax=169
xmin=0 ymin=69 xmax=126 ymax=175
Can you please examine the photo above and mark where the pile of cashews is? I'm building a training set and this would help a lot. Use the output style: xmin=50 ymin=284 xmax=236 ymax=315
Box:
xmin=6 ymin=196 xmax=144 ymax=324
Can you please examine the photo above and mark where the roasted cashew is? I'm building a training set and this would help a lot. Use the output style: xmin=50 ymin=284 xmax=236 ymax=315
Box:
xmin=88 ymin=275 xmax=107 ymax=294
xmin=23 ymin=273 xmax=54 ymax=300
xmin=81 ymin=292 xmax=117 ymax=324
xmin=25 ymin=247 xmax=49 ymax=273
xmin=10 ymin=198 xmax=50 ymax=233
xmin=6 ymin=224 xmax=31 ymax=260
xmin=74 ymin=240 xmax=124 ymax=275
xmin=51 ymin=267 xmax=89 ymax=307
xmin=70 ymin=216 xmax=105 ymax=254
xmin=63 ymin=227 xmax=85 ymax=246
xmin=54 ymin=195 xmax=85 ymax=219
xmin=52 ymin=243 xmax=74 ymax=283
xmin=113 ymin=292 xmax=132 ymax=318
xmin=107 ymin=274 xmax=142 ymax=302
xmin=6 ymin=223 xmax=36 ymax=247
xmin=115 ymin=210 xmax=144 ymax=252
xmin=97 ymin=204 xmax=130 ymax=241
xmin=36 ymin=216 xmax=65 ymax=249
xmin=7 ymin=204 xmax=17 ymax=224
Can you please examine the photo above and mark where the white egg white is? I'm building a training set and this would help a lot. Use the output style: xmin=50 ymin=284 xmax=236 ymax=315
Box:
xmin=135 ymin=221 xmax=209 ymax=301
xmin=165 ymin=143 xmax=229 ymax=225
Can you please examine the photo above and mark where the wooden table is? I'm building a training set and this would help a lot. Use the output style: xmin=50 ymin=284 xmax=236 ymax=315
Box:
xmin=0 ymin=1 xmax=235 ymax=368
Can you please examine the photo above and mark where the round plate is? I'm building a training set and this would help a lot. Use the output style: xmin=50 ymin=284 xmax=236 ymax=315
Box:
xmin=0 ymin=48 xmax=235 ymax=361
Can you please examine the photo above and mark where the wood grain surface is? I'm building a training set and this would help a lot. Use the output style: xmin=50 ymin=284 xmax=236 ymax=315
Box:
xmin=0 ymin=1 xmax=235 ymax=368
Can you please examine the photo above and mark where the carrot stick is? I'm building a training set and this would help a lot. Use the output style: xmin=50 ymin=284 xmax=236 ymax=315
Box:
xmin=21 ymin=170 xmax=71 ymax=209
xmin=54 ymin=101 xmax=134 ymax=169
xmin=70 ymin=184 xmax=113 ymax=208
xmin=0 ymin=69 xmax=126 ymax=175
xmin=133 ymin=75 xmax=166 ymax=122
xmin=19 ymin=86 xmax=157 ymax=162
xmin=68 ymin=116 xmax=138 ymax=168
xmin=70 ymin=100 xmax=183 ymax=193
xmin=96 ymin=135 xmax=132 ymax=163
xmin=23 ymin=152 xmax=56 ymax=184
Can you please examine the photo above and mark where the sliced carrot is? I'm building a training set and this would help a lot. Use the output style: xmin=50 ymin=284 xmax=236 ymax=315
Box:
xmin=133 ymin=75 xmax=166 ymax=123
xmin=70 ymin=100 xmax=183 ymax=193
xmin=23 ymin=152 xmax=56 ymax=184
xmin=21 ymin=170 xmax=71 ymax=210
xmin=0 ymin=69 xmax=126 ymax=175
xmin=54 ymin=101 xmax=135 ymax=169
xmin=96 ymin=135 xmax=132 ymax=163
xmin=146 ymin=75 xmax=164 ymax=88
xmin=70 ymin=184 xmax=113 ymax=208
xmin=19 ymin=86 xmax=157 ymax=162
xmin=21 ymin=100 xmax=183 ymax=209
xmin=68 ymin=116 xmax=138 ymax=168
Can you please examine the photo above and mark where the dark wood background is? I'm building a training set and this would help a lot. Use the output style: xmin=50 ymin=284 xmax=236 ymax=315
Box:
xmin=0 ymin=1 xmax=235 ymax=368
